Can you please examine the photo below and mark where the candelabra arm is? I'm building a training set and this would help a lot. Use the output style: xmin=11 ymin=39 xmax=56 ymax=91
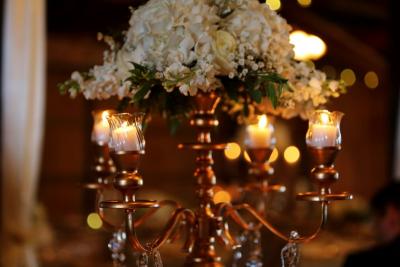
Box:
xmin=125 ymin=207 xmax=196 ymax=253
xmin=133 ymin=200 xmax=181 ymax=228
xmin=221 ymin=202 xmax=328 ymax=243
xmin=96 ymin=190 xmax=124 ymax=231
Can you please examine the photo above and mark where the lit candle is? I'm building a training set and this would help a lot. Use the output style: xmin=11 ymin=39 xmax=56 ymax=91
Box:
xmin=246 ymin=115 xmax=274 ymax=148
xmin=92 ymin=111 xmax=111 ymax=144
xmin=308 ymin=112 xmax=337 ymax=147
xmin=112 ymin=121 xmax=141 ymax=152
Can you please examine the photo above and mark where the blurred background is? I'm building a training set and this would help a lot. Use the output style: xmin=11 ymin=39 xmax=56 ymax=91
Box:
xmin=1 ymin=0 xmax=400 ymax=266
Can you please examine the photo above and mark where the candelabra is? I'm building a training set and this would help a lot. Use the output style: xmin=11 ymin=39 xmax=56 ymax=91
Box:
xmin=86 ymin=93 xmax=352 ymax=267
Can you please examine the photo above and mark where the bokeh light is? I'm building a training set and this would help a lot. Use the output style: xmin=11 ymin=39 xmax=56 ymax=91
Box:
xmin=269 ymin=148 xmax=279 ymax=163
xmin=266 ymin=0 xmax=281 ymax=11
xmin=87 ymin=213 xmax=103 ymax=230
xmin=224 ymin=142 xmax=241 ymax=160
xmin=340 ymin=69 xmax=356 ymax=86
xmin=364 ymin=71 xmax=379 ymax=89
xmin=297 ymin=0 xmax=312 ymax=7
xmin=290 ymin=30 xmax=327 ymax=60
xmin=213 ymin=190 xmax=232 ymax=204
xmin=284 ymin=146 xmax=300 ymax=164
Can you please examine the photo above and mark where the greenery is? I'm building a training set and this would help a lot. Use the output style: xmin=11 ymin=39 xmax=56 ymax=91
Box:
xmin=57 ymin=63 xmax=288 ymax=132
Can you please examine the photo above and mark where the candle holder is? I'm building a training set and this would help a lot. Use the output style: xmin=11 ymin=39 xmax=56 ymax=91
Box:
xmin=243 ymin=115 xmax=285 ymax=193
xmin=86 ymin=104 xmax=352 ymax=267
xmin=297 ymin=110 xmax=352 ymax=202
xmin=84 ymin=109 xmax=117 ymax=188
xmin=99 ymin=112 xmax=196 ymax=256
xmin=82 ymin=109 xmax=128 ymax=267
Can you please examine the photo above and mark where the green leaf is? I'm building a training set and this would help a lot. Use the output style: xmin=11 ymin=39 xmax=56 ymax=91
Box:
xmin=133 ymin=83 xmax=151 ymax=102
xmin=57 ymin=80 xmax=80 ymax=95
xmin=250 ymin=89 xmax=262 ymax=103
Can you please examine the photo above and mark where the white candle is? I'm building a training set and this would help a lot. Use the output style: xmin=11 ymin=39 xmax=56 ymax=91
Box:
xmin=112 ymin=122 xmax=141 ymax=152
xmin=246 ymin=115 xmax=273 ymax=148
xmin=309 ymin=124 xmax=337 ymax=147
xmin=308 ymin=112 xmax=337 ymax=147
xmin=92 ymin=111 xmax=111 ymax=144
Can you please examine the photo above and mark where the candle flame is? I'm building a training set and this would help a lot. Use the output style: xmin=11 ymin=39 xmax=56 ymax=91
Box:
xmin=101 ymin=111 xmax=109 ymax=121
xmin=320 ymin=112 xmax=330 ymax=125
xmin=258 ymin=115 xmax=268 ymax=128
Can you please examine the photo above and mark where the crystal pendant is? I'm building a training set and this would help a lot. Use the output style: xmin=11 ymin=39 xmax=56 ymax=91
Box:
xmin=108 ymin=229 xmax=127 ymax=267
xmin=136 ymin=252 xmax=149 ymax=267
xmin=152 ymin=249 xmax=163 ymax=267
xmin=280 ymin=231 xmax=300 ymax=267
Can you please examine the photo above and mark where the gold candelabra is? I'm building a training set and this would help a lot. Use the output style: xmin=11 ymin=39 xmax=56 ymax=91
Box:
xmin=85 ymin=93 xmax=352 ymax=267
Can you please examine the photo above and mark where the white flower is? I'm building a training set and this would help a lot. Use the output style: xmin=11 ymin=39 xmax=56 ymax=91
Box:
xmin=211 ymin=30 xmax=237 ymax=75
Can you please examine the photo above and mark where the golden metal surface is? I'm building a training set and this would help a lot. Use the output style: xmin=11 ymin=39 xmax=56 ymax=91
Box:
xmin=178 ymin=143 xmax=227 ymax=150
xmin=218 ymin=202 xmax=328 ymax=243
xmin=91 ymin=143 xmax=116 ymax=184
xmin=296 ymin=192 xmax=353 ymax=202
xmin=100 ymin=200 xmax=159 ymax=209
xmin=182 ymin=92 xmax=224 ymax=267
xmin=81 ymin=182 xmax=107 ymax=190
xmin=300 ymin=146 xmax=353 ymax=201
xmin=86 ymin=97 xmax=352 ymax=266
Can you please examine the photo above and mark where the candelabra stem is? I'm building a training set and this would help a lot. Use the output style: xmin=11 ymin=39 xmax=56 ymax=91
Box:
xmin=180 ymin=92 xmax=224 ymax=267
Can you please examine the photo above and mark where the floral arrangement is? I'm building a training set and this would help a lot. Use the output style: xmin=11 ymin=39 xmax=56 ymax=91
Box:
xmin=59 ymin=0 xmax=345 ymax=125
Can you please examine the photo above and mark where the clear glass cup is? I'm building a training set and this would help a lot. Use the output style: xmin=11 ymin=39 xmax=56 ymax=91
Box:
xmin=91 ymin=109 xmax=116 ymax=145
xmin=306 ymin=110 xmax=344 ymax=148
xmin=244 ymin=115 xmax=276 ymax=149
xmin=107 ymin=113 xmax=145 ymax=153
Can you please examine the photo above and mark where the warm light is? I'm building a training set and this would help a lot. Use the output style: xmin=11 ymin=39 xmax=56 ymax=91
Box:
xmin=297 ymin=0 xmax=312 ymax=7
xmin=101 ymin=111 xmax=109 ymax=121
xmin=213 ymin=190 xmax=232 ymax=204
xmin=266 ymin=0 xmax=281 ymax=11
xmin=244 ymin=151 xmax=251 ymax=163
xmin=364 ymin=71 xmax=379 ymax=89
xmin=87 ymin=213 xmax=103 ymax=230
xmin=340 ymin=69 xmax=356 ymax=86
xmin=320 ymin=112 xmax=330 ymax=125
xmin=284 ymin=146 xmax=300 ymax=164
xmin=258 ymin=115 xmax=268 ymax=128
xmin=224 ymin=142 xmax=241 ymax=160
xmin=290 ymin=30 xmax=327 ymax=60
xmin=269 ymin=148 xmax=279 ymax=163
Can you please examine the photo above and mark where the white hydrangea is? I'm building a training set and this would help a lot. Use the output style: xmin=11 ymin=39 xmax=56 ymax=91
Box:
xmin=66 ymin=0 xmax=343 ymax=120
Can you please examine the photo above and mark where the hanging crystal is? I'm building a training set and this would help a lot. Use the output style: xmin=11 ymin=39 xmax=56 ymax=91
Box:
xmin=245 ymin=227 xmax=263 ymax=267
xmin=151 ymin=249 xmax=163 ymax=267
xmin=136 ymin=252 xmax=149 ymax=267
xmin=108 ymin=229 xmax=127 ymax=267
xmin=280 ymin=231 xmax=300 ymax=267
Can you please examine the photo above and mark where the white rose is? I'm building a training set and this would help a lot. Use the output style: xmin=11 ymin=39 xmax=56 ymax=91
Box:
xmin=211 ymin=30 xmax=237 ymax=75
